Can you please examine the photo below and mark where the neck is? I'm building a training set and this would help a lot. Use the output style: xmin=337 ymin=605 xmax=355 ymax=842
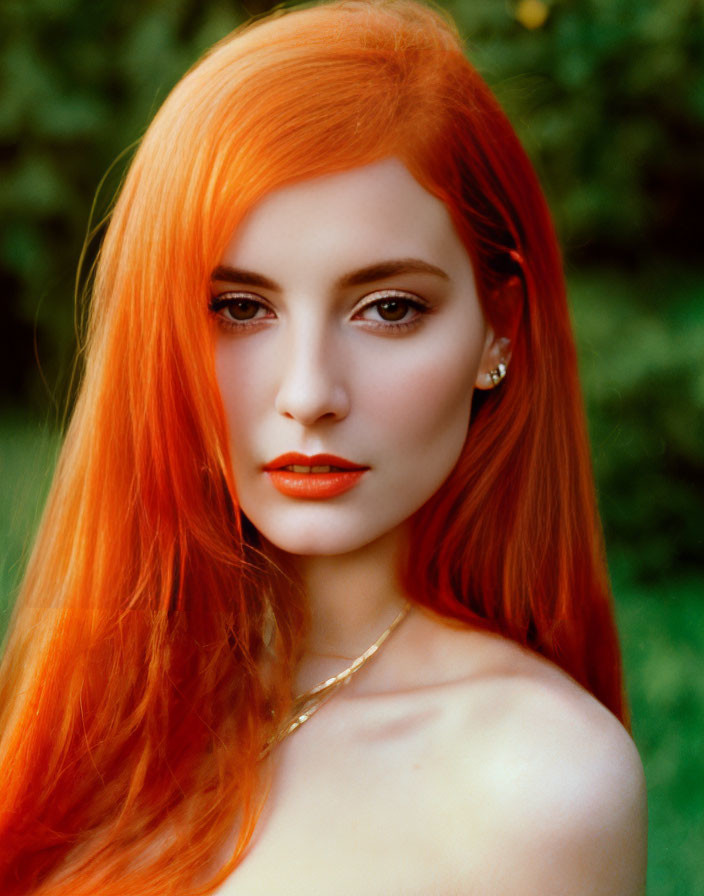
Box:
xmin=287 ymin=526 xmax=411 ymax=692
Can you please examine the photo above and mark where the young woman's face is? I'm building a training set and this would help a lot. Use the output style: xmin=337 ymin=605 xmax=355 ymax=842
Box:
xmin=212 ymin=158 xmax=498 ymax=556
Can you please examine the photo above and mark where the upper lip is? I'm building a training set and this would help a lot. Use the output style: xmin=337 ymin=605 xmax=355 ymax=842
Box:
xmin=263 ymin=452 xmax=368 ymax=471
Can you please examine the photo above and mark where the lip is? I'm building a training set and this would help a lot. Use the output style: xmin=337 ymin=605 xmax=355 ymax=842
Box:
xmin=263 ymin=452 xmax=368 ymax=472
xmin=263 ymin=453 xmax=369 ymax=500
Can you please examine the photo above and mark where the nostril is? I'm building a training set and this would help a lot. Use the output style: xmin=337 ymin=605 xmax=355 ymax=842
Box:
xmin=274 ymin=380 xmax=350 ymax=425
xmin=274 ymin=338 xmax=351 ymax=424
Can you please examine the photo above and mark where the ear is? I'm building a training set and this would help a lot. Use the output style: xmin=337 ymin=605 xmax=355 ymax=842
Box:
xmin=474 ymin=275 xmax=522 ymax=391
xmin=474 ymin=332 xmax=511 ymax=391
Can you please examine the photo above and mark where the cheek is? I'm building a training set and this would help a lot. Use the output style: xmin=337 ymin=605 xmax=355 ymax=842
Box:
xmin=356 ymin=347 xmax=477 ymax=523
xmin=360 ymin=337 xmax=480 ymax=453
xmin=214 ymin=341 xmax=269 ymax=447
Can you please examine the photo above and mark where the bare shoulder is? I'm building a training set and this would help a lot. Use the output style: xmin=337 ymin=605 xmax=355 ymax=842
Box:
xmin=430 ymin=627 xmax=648 ymax=895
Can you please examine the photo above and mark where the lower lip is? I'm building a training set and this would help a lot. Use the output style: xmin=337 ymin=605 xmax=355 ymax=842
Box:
xmin=266 ymin=470 xmax=367 ymax=499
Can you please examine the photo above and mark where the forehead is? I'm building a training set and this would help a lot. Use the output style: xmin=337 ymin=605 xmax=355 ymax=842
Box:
xmin=219 ymin=157 xmax=467 ymax=274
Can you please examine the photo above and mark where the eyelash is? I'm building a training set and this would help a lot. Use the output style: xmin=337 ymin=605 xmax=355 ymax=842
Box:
xmin=207 ymin=290 xmax=431 ymax=334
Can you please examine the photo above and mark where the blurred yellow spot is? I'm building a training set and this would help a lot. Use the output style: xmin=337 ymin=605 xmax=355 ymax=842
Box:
xmin=516 ymin=0 xmax=549 ymax=30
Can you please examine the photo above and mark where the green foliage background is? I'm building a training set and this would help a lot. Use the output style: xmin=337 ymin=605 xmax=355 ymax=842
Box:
xmin=1 ymin=0 xmax=702 ymax=892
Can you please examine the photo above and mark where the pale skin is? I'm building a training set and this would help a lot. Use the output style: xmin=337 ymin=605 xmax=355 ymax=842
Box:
xmin=209 ymin=158 xmax=647 ymax=893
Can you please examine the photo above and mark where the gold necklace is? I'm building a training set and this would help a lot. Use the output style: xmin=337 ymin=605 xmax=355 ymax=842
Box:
xmin=262 ymin=601 xmax=412 ymax=756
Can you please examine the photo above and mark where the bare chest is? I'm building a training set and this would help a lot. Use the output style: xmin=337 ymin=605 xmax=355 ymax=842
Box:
xmin=213 ymin=693 xmax=486 ymax=895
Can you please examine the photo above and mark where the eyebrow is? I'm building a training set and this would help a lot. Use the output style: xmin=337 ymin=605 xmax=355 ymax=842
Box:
xmin=209 ymin=258 xmax=451 ymax=291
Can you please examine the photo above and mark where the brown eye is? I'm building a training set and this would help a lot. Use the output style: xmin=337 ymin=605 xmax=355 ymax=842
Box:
xmin=208 ymin=293 xmax=273 ymax=330
xmin=353 ymin=292 xmax=429 ymax=331
xmin=376 ymin=299 xmax=410 ymax=321
xmin=226 ymin=299 xmax=261 ymax=320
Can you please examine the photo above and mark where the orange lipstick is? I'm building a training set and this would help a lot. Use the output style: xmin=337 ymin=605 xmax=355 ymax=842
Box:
xmin=263 ymin=453 xmax=368 ymax=499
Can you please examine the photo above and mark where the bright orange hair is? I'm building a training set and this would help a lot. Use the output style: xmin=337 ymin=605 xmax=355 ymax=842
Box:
xmin=0 ymin=1 xmax=625 ymax=892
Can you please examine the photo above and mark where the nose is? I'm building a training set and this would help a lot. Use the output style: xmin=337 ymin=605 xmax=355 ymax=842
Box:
xmin=274 ymin=321 xmax=350 ymax=425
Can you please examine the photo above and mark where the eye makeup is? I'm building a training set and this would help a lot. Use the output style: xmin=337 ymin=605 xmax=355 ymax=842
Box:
xmin=208 ymin=292 xmax=275 ymax=331
xmin=209 ymin=288 xmax=433 ymax=334
xmin=351 ymin=289 xmax=432 ymax=333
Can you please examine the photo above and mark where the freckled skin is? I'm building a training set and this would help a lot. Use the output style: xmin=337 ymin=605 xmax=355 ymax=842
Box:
xmin=213 ymin=157 xmax=498 ymax=557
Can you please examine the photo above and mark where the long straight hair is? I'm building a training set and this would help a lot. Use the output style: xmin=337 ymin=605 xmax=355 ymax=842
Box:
xmin=0 ymin=2 xmax=625 ymax=892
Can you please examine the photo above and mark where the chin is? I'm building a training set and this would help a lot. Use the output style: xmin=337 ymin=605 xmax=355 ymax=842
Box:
xmin=243 ymin=509 xmax=404 ymax=559
xmin=260 ymin=529 xmax=378 ymax=558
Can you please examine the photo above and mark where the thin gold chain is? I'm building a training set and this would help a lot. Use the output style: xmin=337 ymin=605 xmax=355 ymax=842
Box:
xmin=262 ymin=601 xmax=412 ymax=757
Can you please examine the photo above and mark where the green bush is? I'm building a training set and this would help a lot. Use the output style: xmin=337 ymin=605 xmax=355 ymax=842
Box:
xmin=570 ymin=265 xmax=704 ymax=579
xmin=447 ymin=0 xmax=704 ymax=262
xmin=1 ymin=1 xmax=247 ymax=411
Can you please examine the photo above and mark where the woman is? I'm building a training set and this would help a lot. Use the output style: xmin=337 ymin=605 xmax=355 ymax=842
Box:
xmin=0 ymin=1 xmax=647 ymax=893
